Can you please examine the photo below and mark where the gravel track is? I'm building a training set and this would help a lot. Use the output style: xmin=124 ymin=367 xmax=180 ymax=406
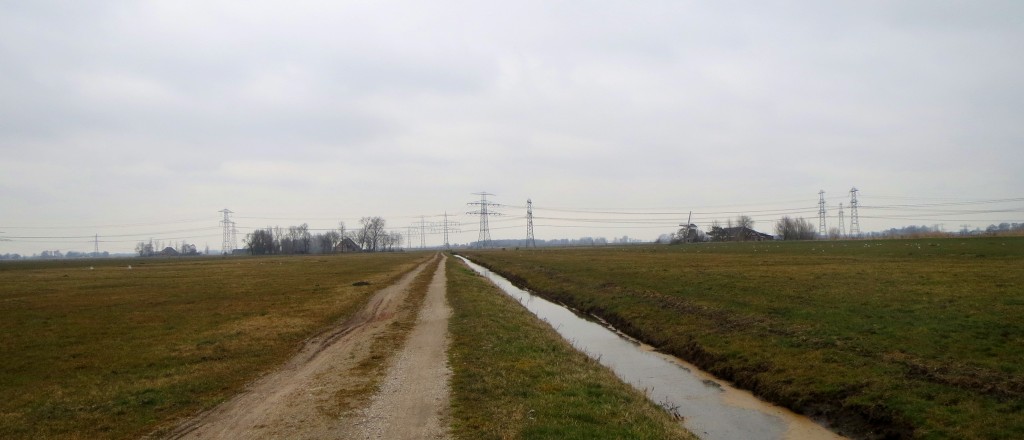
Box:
xmin=161 ymin=255 xmax=448 ymax=439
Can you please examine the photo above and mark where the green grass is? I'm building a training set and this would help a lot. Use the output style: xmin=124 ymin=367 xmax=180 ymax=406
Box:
xmin=460 ymin=237 xmax=1024 ymax=439
xmin=446 ymin=256 xmax=696 ymax=440
xmin=0 ymin=253 xmax=428 ymax=439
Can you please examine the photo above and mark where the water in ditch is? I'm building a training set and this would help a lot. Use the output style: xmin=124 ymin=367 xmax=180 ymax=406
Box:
xmin=458 ymin=256 xmax=846 ymax=440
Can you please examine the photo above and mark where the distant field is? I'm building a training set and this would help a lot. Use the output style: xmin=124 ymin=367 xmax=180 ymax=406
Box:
xmin=0 ymin=253 xmax=427 ymax=439
xmin=461 ymin=237 xmax=1024 ymax=439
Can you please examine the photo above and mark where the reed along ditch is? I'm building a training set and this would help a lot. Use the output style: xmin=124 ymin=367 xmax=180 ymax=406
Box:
xmin=458 ymin=256 xmax=846 ymax=440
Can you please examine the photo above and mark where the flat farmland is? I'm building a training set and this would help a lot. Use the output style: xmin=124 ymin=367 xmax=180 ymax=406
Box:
xmin=461 ymin=237 xmax=1024 ymax=439
xmin=0 ymin=253 xmax=427 ymax=439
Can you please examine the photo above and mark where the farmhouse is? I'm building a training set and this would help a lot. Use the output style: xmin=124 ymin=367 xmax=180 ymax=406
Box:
xmin=717 ymin=226 xmax=775 ymax=242
xmin=724 ymin=227 xmax=770 ymax=240
xmin=335 ymin=237 xmax=362 ymax=253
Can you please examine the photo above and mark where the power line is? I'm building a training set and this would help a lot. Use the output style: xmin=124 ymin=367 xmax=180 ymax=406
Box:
xmin=0 ymin=218 xmax=211 ymax=230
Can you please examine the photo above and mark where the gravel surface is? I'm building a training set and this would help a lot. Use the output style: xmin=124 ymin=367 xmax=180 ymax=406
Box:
xmin=352 ymin=255 xmax=452 ymax=440
xmin=161 ymin=256 xmax=446 ymax=440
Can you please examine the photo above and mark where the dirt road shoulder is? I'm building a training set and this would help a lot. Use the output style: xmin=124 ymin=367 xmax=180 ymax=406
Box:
xmin=163 ymin=255 xmax=441 ymax=440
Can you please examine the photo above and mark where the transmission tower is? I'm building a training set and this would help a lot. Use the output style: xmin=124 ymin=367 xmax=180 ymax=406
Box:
xmin=94 ymin=234 xmax=99 ymax=255
xmin=443 ymin=212 xmax=452 ymax=250
xmin=849 ymin=187 xmax=860 ymax=237
xmin=467 ymin=192 xmax=500 ymax=248
xmin=219 ymin=208 xmax=234 ymax=254
xmin=818 ymin=190 xmax=827 ymax=238
xmin=526 ymin=199 xmax=536 ymax=248
xmin=837 ymin=203 xmax=845 ymax=238
xmin=419 ymin=215 xmax=427 ymax=249
xmin=435 ymin=212 xmax=461 ymax=250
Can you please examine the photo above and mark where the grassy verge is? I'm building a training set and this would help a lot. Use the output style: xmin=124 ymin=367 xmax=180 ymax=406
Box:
xmin=0 ymin=252 xmax=429 ymax=439
xmin=446 ymin=256 xmax=696 ymax=440
xmin=461 ymin=237 xmax=1024 ymax=439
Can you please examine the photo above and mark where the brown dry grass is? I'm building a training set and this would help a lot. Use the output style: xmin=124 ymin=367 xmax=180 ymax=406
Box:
xmin=462 ymin=237 xmax=1024 ymax=439
xmin=0 ymin=252 xmax=429 ymax=439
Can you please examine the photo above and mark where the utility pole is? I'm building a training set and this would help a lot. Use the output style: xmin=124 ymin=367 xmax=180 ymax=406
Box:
xmin=849 ymin=187 xmax=860 ymax=237
xmin=467 ymin=192 xmax=500 ymax=248
xmin=219 ymin=209 xmax=234 ymax=255
xmin=526 ymin=199 xmax=536 ymax=248
xmin=818 ymin=190 xmax=827 ymax=238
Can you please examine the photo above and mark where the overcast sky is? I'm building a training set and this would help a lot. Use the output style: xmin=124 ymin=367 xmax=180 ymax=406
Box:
xmin=2 ymin=1 xmax=1022 ymax=254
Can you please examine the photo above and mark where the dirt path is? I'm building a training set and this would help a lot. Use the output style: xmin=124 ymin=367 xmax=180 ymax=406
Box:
xmin=348 ymin=254 xmax=452 ymax=439
xmin=163 ymin=254 xmax=450 ymax=439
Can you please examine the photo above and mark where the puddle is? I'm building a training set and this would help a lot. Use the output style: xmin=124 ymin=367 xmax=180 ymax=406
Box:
xmin=458 ymin=256 xmax=846 ymax=440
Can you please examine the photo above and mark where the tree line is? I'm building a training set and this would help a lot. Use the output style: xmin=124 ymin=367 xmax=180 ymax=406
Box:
xmin=668 ymin=215 xmax=818 ymax=243
xmin=135 ymin=239 xmax=204 ymax=257
xmin=244 ymin=216 xmax=402 ymax=255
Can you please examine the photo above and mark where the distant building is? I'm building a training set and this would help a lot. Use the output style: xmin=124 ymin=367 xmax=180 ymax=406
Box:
xmin=676 ymin=223 xmax=700 ymax=243
xmin=721 ymin=226 xmax=774 ymax=241
xmin=335 ymin=237 xmax=362 ymax=253
xmin=159 ymin=247 xmax=180 ymax=256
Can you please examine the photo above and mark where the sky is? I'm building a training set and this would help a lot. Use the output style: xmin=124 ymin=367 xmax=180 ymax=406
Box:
xmin=1 ymin=1 xmax=1022 ymax=254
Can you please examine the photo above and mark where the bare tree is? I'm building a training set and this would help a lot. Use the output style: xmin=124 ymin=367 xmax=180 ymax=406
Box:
xmin=389 ymin=232 xmax=402 ymax=251
xmin=298 ymin=223 xmax=312 ymax=253
xmin=273 ymin=226 xmax=285 ymax=254
xmin=318 ymin=230 xmax=341 ymax=253
xmin=246 ymin=228 xmax=276 ymax=255
xmin=735 ymin=215 xmax=754 ymax=241
xmin=736 ymin=215 xmax=754 ymax=230
xmin=775 ymin=216 xmax=817 ymax=240
xmin=358 ymin=216 xmax=388 ymax=252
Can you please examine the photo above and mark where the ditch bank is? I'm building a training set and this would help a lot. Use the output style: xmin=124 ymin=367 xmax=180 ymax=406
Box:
xmin=460 ymin=255 xmax=909 ymax=440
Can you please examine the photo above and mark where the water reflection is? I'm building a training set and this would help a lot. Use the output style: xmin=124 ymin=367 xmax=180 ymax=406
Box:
xmin=458 ymin=256 xmax=845 ymax=440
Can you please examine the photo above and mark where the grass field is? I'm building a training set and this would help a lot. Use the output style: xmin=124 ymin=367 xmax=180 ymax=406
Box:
xmin=0 ymin=253 xmax=427 ymax=439
xmin=460 ymin=237 xmax=1024 ymax=439
xmin=446 ymin=256 xmax=696 ymax=440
